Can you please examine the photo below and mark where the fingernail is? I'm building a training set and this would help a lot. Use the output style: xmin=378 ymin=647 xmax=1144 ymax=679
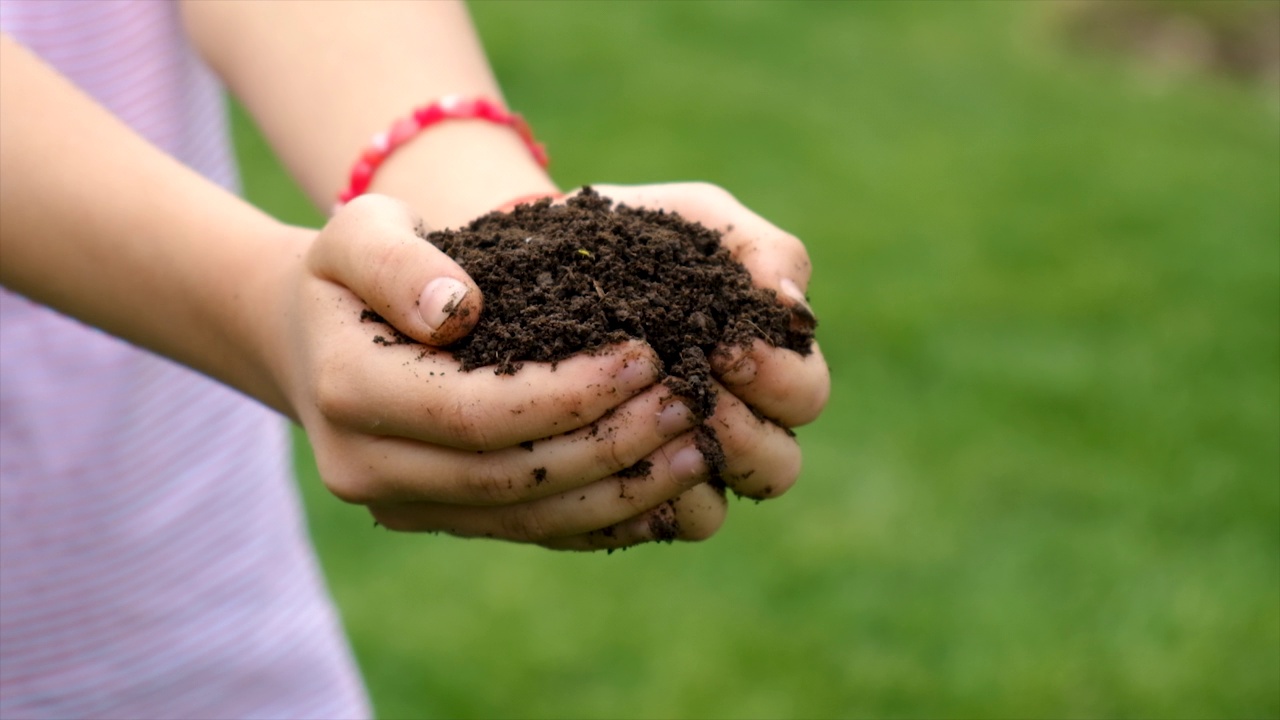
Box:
xmin=656 ymin=401 xmax=693 ymax=436
xmin=615 ymin=352 xmax=658 ymax=391
xmin=779 ymin=278 xmax=816 ymax=323
xmin=418 ymin=277 xmax=470 ymax=332
xmin=670 ymin=445 xmax=706 ymax=481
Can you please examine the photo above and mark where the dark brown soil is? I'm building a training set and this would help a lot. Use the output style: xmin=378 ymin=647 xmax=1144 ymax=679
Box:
xmin=362 ymin=187 xmax=814 ymax=515
xmin=614 ymin=460 xmax=653 ymax=479
xmin=417 ymin=188 xmax=811 ymax=413
xmin=646 ymin=500 xmax=680 ymax=543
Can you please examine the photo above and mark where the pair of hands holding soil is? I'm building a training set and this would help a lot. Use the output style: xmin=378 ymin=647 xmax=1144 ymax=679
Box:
xmin=283 ymin=183 xmax=829 ymax=552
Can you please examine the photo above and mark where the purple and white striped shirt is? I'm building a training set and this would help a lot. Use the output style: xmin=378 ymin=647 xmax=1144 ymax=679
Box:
xmin=0 ymin=2 xmax=370 ymax=718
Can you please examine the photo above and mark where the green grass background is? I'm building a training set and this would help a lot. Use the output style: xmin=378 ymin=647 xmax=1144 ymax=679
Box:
xmin=233 ymin=2 xmax=1280 ymax=718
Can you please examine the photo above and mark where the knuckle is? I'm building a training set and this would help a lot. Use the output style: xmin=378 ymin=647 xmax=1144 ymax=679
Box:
xmin=319 ymin=460 xmax=378 ymax=506
xmin=620 ymin=487 xmax=652 ymax=516
xmin=441 ymin=398 xmax=494 ymax=450
xmin=311 ymin=360 xmax=362 ymax=426
xmin=460 ymin=458 xmax=521 ymax=505
xmin=588 ymin=410 xmax=634 ymax=472
xmin=553 ymin=388 xmax=593 ymax=429
xmin=593 ymin=436 xmax=627 ymax=475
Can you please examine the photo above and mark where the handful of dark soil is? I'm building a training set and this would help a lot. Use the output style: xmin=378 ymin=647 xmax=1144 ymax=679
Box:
xmin=366 ymin=188 xmax=814 ymax=422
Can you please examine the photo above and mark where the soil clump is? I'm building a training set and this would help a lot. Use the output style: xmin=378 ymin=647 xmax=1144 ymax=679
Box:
xmin=419 ymin=188 xmax=809 ymax=408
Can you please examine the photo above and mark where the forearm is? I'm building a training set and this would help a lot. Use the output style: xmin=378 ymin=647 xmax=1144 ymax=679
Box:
xmin=0 ymin=36 xmax=302 ymax=416
xmin=180 ymin=0 xmax=558 ymax=228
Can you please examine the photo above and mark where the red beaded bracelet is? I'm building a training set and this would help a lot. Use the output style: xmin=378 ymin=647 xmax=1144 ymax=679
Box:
xmin=335 ymin=95 xmax=549 ymax=208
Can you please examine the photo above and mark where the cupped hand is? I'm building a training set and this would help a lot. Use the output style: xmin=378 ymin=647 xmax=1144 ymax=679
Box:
xmin=274 ymin=194 xmax=754 ymax=551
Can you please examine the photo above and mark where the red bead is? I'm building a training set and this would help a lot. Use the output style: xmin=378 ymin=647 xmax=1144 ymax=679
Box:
xmin=444 ymin=97 xmax=476 ymax=116
xmin=361 ymin=146 xmax=386 ymax=167
xmin=510 ymin=116 xmax=531 ymax=137
xmin=476 ymin=100 xmax=504 ymax=122
xmin=349 ymin=160 xmax=374 ymax=194
xmin=387 ymin=117 xmax=420 ymax=149
xmin=530 ymin=143 xmax=549 ymax=168
xmin=417 ymin=105 xmax=445 ymax=125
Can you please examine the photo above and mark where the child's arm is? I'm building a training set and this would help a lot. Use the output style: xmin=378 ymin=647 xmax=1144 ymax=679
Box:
xmin=1 ymin=35 xmax=771 ymax=549
xmin=0 ymin=34 xmax=297 ymax=413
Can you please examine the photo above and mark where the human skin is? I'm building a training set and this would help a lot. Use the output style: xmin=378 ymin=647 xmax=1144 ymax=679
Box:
xmin=0 ymin=2 xmax=828 ymax=550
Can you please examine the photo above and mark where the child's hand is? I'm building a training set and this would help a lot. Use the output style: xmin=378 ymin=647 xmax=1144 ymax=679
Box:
xmin=276 ymin=195 xmax=792 ymax=550
xmin=588 ymin=183 xmax=832 ymax=499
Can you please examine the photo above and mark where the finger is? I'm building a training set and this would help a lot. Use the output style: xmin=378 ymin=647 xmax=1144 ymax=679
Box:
xmin=667 ymin=482 xmax=729 ymax=541
xmin=368 ymin=431 xmax=709 ymax=541
xmin=590 ymin=183 xmax=815 ymax=320
xmin=710 ymin=338 xmax=830 ymax=428
xmin=702 ymin=380 xmax=803 ymax=500
xmin=322 ymin=385 xmax=698 ymax=505
xmin=311 ymin=193 xmax=482 ymax=346
xmin=307 ymin=285 xmax=661 ymax=450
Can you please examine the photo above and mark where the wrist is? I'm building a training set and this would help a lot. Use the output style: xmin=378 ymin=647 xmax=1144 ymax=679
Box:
xmin=366 ymin=117 xmax=559 ymax=229
xmin=239 ymin=222 xmax=315 ymax=421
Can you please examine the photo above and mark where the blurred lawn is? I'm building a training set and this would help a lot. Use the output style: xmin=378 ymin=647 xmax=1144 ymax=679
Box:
xmin=232 ymin=2 xmax=1279 ymax=718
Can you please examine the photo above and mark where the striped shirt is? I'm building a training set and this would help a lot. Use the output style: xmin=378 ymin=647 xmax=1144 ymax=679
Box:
xmin=0 ymin=2 xmax=370 ymax=718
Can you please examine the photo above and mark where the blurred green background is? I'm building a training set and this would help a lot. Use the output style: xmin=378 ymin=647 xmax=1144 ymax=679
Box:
xmin=233 ymin=2 xmax=1280 ymax=718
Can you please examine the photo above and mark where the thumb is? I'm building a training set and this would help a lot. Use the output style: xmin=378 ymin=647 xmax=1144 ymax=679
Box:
xmin=311 ymin=194 xmax=482 ymax=346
